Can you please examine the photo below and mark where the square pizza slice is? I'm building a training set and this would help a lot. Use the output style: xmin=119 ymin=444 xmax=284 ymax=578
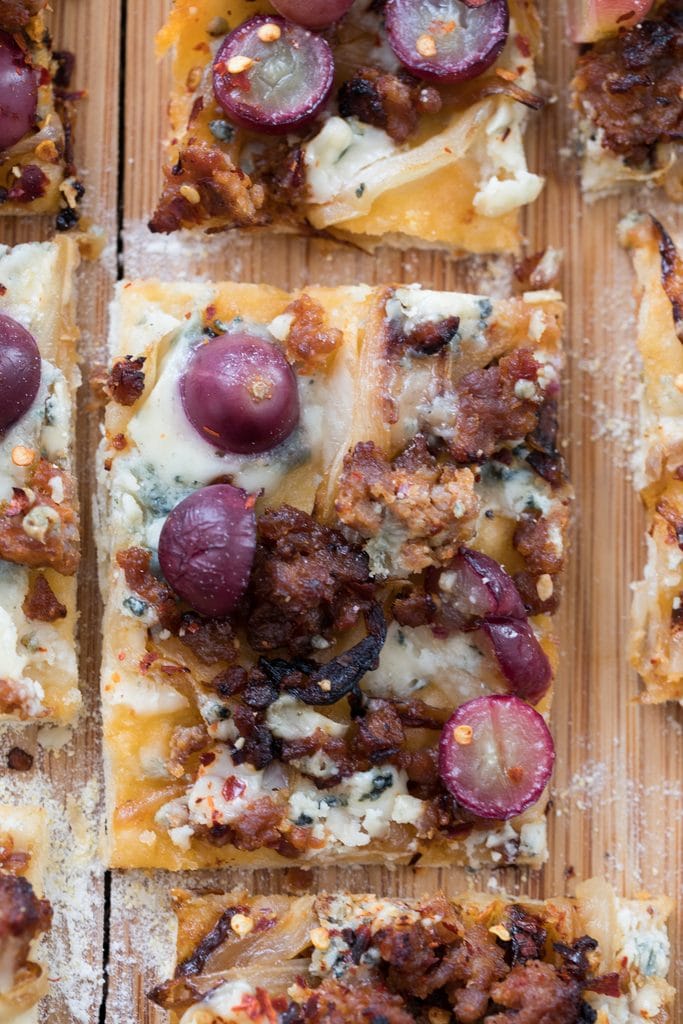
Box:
xmin=0 ymin=805 xmax=52 ymax=1024
xmin=620 ymin=212 xmax=683 ymax=702
xmin=150 ymin=0 xmax=545 ymax=254
xmin=0 ymin=1 xmax=83 ymax=223
xmin=0 ymin=236 xmax=81 ymax=724
xmin=99 ymin=278 xmax=570 ymax=870
xmin=149 ymin=883 xmax=674 ymax=1024
xmin=572 ymin=1 xmax=682 ymax=200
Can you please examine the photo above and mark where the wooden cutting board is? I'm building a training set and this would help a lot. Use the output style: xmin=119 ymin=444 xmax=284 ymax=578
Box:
xmin=0 ymin=1 xmax=682 ymax=1021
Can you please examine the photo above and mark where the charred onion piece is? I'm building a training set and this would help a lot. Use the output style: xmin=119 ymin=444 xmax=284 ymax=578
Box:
xmin=259 ymin=603 xmax=387 ymax=706
xmin=651 ymin=216 xmax=683 ymax=342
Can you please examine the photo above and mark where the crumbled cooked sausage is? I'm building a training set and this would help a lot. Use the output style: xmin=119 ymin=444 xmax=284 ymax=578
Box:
xmin=149 ymin=140 xmax=266 ymax=233
xmin=7 ymin=747 xmax=33 ymax=771
xmin=392 ymin=589 xmax=436 ymax=627
xmin=488 ymin=960 xmax=587 ymax=1024
xmin=356 ymin=700 xmax=405 ymax=762
xmin=6 ymin=165 xmax=49 ymax=203
xmin=389 ymin=315 xmax=460 ymax=356
xmin=246 ymin=505 xmax=374 ymax=656
xmin=116 ymin=547 xmax=180 ymax=632
xmin=513 ymin=505 xmax=569 ymax=576
xmin=296 ymin=974 xmax=414 ymax=1024
xmin=526 ymin=398 xmax=567 ymax=486
xmin=177 ymin=613 xmax=237 ymax=665
xmin=0 ymin=0 xmax=46 ymax=29
xmin=199 ymin=796 xmax=285 ymax=853
xmin=513 ymin=569 xmax=559 ymax=616
xmin=336 ymin=435 xmax=479 ymax=576
xmin=0 ymin=873 xmax=52 ymax=982
xmin=22 ymin=573 xmax=67 ymax=622
xmin=451 ymin=349 xmax=544 ymax=463
xmin=505 ymin=906 xmax=548 ymax=966
xmin=573 ymin=4 xmax=683 ymax=166
xmin=0 ymin=459 xmax=79 ymax=575
xmin=281 ymin=294 xmax=343 ymax=374
xmin=166 ymin=725 xmax=209 ymax=779
xmin=107 ymin=355 xmax=146 ymax=406
xmin=338 ymin=67 xmax=441 ymax=143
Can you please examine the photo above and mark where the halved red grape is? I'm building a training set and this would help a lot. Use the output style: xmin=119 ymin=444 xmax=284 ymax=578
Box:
xmin=212 ymin=16 xmax=335 ymax=135
xmin=572 ymin=0 xmax=654 ymax=42
xmin=158 ymin=484 xmax=256 ymax=618
xmin=270 ymin=0 xmax=355 ymax=29
xmin=435 ymin=548 xmax=525 ymax=628
xmin=180 ymin=332 xmax=300 ymax=456
xmin=439 ymin=694 xmax=554 ymax=819
xmin=480 ymin=618 xmax=551 ymax=704
xmin=0 ymin=32 xmax=37 ymax=151
xmin=0 ymin=313 xmax=41 ymax=433
xmin=385 ymin=0 xmax=509 ymax=83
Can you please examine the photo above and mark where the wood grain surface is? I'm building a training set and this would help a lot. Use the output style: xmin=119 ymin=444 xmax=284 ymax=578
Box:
xmin=2 ymin=0 xmax=683 ymax=1021
xmin=0 ymin=1 xmax=121 ymax=1022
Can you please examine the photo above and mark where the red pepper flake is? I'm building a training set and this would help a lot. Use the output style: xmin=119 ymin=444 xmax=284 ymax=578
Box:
xmin=0 ymin=284 xmax=6 ymax=296
xmin=222 ymin=775 xmax=246 ymax=801
xmin=112 ymin=433 xmax=127 ymax=450
xmin=139 ymin=651 xmax=159 ymax=673
xmin=5 ymin=489 xmax=30 ymax=517
xmin=515 ymin=33 xmax=531 ymax=57
xmin=199 ymin=751 xmax=216 ymax=766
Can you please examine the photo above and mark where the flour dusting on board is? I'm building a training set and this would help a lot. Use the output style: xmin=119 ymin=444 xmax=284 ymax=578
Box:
xmin=0 ymin=740 xmax=104 ymax=1024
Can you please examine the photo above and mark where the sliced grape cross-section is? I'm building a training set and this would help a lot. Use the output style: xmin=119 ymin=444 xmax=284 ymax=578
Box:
xmin=438 ymin=694 xmax=554 ymax=820
xmin=0 ymin=31 xmax=37 ymax=151
xmin=385 ymin=0 xmax=509 ymax=83
xmin=158 ymin=484 xmax=257 ymax=618
xmin=213 ymin=16 xmax=335 ymax=134
xmin=271 ymin=0 xmax=355 ymax=29
xmin=0 ymin=313 xmax=41 ymax=433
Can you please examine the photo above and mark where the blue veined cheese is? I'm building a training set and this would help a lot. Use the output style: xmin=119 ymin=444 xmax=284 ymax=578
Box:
xmin=365 ymin=621 xmax=500 ymax=704
xmin=0 ymin=359 xmax=70 ymax=503
xmin=287 ymin=765 xmax=424 ymax=848
xmin=303 ymin=117 xmax=397 ymax=206
xmin=616 ymin=903 xmax=670 ymax=979
xmin=179 ymin=979 xmax=257 ymax=1024
xmin=386 ymin=286 xmax=493 ymax=349
xmin=186 ymin=747 xmax=268 ymax=828
xmin=477 ymin=459 xmax=554 ymax=519
xmin=266 ymin=695 xmax=348 ymax=741
xmin=118 ymin=316 xmax=327 ymax=543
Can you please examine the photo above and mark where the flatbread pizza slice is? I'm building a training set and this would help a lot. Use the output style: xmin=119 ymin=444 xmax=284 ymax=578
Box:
xmin=99 ymin=279 xmax=570 ymax=870
xmin=150 ymin=0 xmax=545 ymax=254
xmin=149 ymin=882 xmax=674 ymax=1024
xmin=0 ymin=237 xmax=81 ymax=724
xmin=0 ymin=805 xmax=52 ymax=1024
xmin=572 ymin=1 xmax=682 ymax=201
xmin=0 ymin=1 xmax=83 ymax=223
xmin=620 ymin=212 xmax=683 ymax=702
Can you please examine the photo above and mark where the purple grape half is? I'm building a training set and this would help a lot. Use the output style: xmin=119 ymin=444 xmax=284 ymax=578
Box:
xmin=0 ymin=32 xmax=37 ymax=151
xmin=385 ymin=0 xmax=509 ymax=83
xmin=439 ymin=694 xmax=554 ymax=820
xmin=435 ymin=547 xmax=526 ymax=628
xmin=212 ymin=16 xmax=335 ymax=135
xmin=158 ymin=484 xmax=257 ymax=618
xmin=0 ymin=313 xmax=41 ymax=433
xmin=270 ymin=0 xmax=355 ymax=29
xmin=480 ymin=618 xmax=552 ymax=705
xmin=180 ymin=332 xmax=300 ymax=456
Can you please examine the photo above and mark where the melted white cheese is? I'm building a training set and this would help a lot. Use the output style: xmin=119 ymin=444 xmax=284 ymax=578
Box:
xmin=365 ymin=621 xmax=502 ymax=705
xmin=304 ymin=117 xmax=397 ymax=205
xmin=179 ymin=980 xmax=257 ymax=1024
xmin=266 ymin=694 xmax=347 ymax=741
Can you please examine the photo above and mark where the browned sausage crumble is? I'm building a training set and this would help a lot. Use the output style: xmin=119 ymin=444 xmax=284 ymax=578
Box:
xmin=574 ymin=3 xmax=683 ymax=166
